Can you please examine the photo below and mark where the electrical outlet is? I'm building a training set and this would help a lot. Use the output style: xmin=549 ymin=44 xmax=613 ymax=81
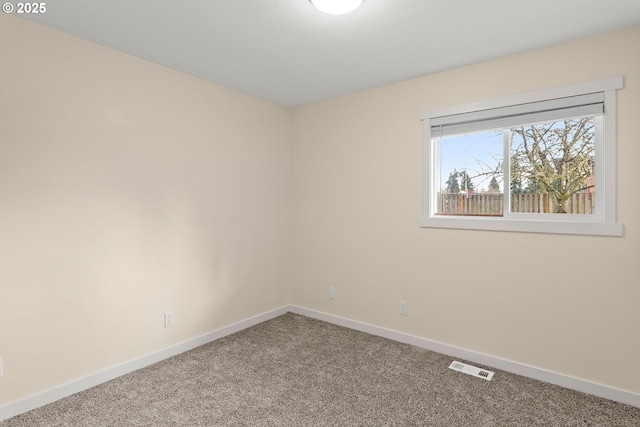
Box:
xmin=328 ymin=287 xmax=336 ymax=299
xmin=0 ymin=357 xmax=3 ymax=378
xmin=164 ymin=312 xmax=174 ymax=328
xmin=399 ymin=301 xmax=408 ymax=316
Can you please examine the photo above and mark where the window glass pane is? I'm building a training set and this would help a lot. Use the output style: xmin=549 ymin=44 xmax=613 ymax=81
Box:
xmin=435 ymin=131 xmax=503 ymax=216
xmin=509 ymin=117 xmax=595 ymax=214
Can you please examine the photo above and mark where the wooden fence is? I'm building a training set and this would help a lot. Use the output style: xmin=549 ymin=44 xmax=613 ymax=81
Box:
xmin=437 ymin=192 xmax=594 ymax=215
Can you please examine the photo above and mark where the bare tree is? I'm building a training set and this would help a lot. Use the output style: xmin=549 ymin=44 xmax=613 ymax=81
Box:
xmin=510 ymin=118 xmax=595 ymax=213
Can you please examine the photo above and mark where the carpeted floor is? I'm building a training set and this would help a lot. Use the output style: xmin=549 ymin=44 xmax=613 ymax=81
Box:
xmin=2 ymin=313 xmax=639 ymax=426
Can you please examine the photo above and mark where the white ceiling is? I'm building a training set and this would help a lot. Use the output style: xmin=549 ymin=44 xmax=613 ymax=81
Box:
xmin=19 ymin=0 xmax=640 ymax=106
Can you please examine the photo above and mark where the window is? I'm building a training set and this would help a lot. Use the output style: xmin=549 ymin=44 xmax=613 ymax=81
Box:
xmin=420 ymin=77 xmax=623 ymax=236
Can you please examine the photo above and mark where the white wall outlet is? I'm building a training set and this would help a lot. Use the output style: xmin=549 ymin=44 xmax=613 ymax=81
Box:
xmin=164 ymin=312 xmax=174 ymax=328
xmin=0 ymin=357 xmax=3 ymax=378
xmin=400 ymin=301 xmax=408 ymax=316
xmin=328 ymin=287 xmax=336 ymax=299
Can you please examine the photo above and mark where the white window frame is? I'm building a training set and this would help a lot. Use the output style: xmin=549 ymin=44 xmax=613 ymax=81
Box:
xmin=420 ymin=76 xmax=624 ymax=236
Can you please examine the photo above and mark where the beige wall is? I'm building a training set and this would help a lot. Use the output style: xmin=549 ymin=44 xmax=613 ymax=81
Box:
xmin=291 ymin=25 xmax=640 ymax=394
xmin=0 ymin=15 xmax=291 ymax=404
xmin=1 ymin=11 xmax=639 ymax=407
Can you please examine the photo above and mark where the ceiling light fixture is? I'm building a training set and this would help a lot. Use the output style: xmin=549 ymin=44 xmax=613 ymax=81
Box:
xmin=309 ymin=0 xmax=364 ymax=15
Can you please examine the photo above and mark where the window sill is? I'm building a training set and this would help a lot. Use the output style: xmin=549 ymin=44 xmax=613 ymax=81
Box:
xmin=420 ymin=216 xmax=623 ymax=236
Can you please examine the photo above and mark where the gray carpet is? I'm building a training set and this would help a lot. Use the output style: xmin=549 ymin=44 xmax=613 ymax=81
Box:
xmin=2 ymin=313 xmax=639 ymax=426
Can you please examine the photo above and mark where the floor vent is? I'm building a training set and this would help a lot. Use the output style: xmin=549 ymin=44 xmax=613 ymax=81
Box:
xmin=448 ymin=361 xmax=494 ymax=381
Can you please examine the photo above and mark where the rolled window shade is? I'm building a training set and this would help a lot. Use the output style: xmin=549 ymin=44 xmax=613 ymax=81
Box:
xmin=430 ymin=92 xmax=604 ymax=137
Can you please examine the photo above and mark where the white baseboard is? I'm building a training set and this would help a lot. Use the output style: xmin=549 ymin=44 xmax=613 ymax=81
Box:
xmin=2 ymin=304 xmax=638 ymax=422
xmin=288 ymin=305 xmax=640 ymax=409
xmin=0 ymin=305 xmax=289 ymax=422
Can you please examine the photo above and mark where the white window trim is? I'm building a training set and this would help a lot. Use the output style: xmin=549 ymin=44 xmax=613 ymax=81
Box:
xmin=420 ymin=76 xmax=624 ymax=237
